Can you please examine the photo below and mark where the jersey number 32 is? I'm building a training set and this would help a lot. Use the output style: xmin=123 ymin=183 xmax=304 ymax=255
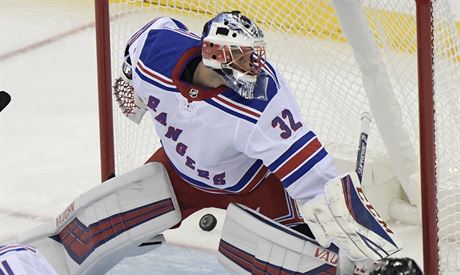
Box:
xmin=271 ymin=109 xmax=303 ymax=139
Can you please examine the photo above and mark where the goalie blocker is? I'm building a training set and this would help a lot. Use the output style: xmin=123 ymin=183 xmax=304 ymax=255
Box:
xmin=302 ymin=172 xmax=402 ymax=262
xmin=13 ymin=163 xmax=181 ymax=275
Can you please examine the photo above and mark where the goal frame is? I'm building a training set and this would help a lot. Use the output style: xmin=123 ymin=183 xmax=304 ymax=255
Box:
xmin=94 ymin=0 xmax=440 ymax=273
xmin=416 ymin=1 xmax=438 ymax=274
xmin=95 ymin=0 xmax=115 ymax=181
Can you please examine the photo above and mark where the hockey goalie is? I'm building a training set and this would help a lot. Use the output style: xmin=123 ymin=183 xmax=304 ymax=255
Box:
xmin=7 ymin=11 xmax=408 ymax=275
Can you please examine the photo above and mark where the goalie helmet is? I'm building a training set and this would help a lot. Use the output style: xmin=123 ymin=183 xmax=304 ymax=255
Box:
xmin=202 ymin=11 xmax=269 ymax=100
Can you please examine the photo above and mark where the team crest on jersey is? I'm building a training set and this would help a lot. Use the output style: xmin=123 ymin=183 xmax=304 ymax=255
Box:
xmin=189 ymin=88 xmax=199 ymax=98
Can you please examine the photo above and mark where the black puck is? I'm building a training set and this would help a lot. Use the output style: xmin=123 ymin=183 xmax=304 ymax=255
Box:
xmin=199 ymin=213 xmax=217 ymax=231
xmin=0 ymin=91 xmax=11 ymax=112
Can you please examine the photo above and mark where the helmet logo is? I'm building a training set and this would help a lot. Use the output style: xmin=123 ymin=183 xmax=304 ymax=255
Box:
xmin=189 ymin=88 xmax=199 ymax=98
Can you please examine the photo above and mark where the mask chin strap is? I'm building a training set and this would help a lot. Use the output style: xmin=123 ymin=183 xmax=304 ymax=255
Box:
xmin=215 ymin=68 xmax=269 ymax=101
xmin=215 ymin=68 xmax=239 ymax=88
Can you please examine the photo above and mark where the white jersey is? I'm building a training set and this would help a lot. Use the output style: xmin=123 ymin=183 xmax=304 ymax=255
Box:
xmin=127 ymin=17 xmax=338 ymax=202
xmin=0 ymin=244 xmax=57 ymax=275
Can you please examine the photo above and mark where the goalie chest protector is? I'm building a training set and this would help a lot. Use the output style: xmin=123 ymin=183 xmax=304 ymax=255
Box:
xmin=129 ymin=17 xmax=337 ymax=201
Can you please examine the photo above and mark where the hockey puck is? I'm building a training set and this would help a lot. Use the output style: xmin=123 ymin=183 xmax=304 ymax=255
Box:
xmin=0 ymin=91 xmax=11 ymax=112
xmin=199 ymin=214 xmax=217 ymax=231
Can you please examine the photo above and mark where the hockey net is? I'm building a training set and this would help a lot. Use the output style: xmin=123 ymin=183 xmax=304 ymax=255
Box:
xmin=96 ymin=0 xmax=460 ymax=273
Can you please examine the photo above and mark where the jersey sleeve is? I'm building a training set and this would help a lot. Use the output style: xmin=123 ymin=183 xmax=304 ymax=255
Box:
xmin=238 ymin=74 xmax=339 ymax=203
xmin=125 ymin=16 xmax=188 ymax=71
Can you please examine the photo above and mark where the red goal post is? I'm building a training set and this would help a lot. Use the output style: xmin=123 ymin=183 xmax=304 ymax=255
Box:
xmin=416 ymin=1 xmax=438 ymax=274
xmin=95 ymin=1 xmax=460 ymax=274
xmin=95 ymin=0 xmax=114 ymax=181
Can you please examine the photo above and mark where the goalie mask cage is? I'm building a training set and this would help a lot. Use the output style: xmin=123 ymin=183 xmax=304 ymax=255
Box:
xmin=95 ymin=0 xmax=460 ymax=274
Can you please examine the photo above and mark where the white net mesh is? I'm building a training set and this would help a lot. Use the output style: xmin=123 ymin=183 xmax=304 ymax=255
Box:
xmin=431 ymin=0 xmax=460 ymax=273
xmin=105 ymin=0 xmax=460 ymax=272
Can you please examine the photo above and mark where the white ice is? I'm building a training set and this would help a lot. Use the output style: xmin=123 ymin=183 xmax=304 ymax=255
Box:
xmin=1 ymin=1 xmax=425 ymax=274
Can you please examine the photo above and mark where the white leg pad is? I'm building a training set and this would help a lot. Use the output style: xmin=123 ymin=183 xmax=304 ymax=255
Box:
xmin=13 ymin=162 xmax=180 ymax=275
xmin=218 ymin=203 xmax=338 ymax=274
xmin=302 ymin=172 xmax=402 ymax=262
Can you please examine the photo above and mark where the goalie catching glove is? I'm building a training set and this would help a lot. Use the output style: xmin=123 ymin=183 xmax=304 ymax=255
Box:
xmin=113 ymin=57 xmax=147 ymax=124
xmin=302 ymin=172 xmax=402 ymax=263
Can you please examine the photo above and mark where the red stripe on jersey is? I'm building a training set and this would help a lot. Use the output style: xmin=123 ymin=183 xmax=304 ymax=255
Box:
xmin=274 ymin=138 xmax=322 ymax=180
xmin=138 ymin=61 xmax=174 ymax=85
xmin=240 ymin=166 xmax=269 ymax=193
xmin=215 ymin=96 xmax=261 ymax=118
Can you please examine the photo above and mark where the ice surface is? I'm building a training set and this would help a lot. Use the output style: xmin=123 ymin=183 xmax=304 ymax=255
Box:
xmin=107 ymin=244 xmax=231 ymax=275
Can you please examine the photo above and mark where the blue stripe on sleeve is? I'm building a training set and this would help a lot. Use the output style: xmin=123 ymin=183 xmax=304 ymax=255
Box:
xmin=135 ymin=68 xmax=178 ymax=92
xmin=268 ymin=131 xmax=316 ymax=171
xmin=282 ymin=148 xmax=328 ymax=188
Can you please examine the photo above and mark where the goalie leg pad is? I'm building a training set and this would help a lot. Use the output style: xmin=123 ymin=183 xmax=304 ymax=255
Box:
xmin=302 ymin=172 xmax=401 ymax=262
xmin=14 ymin=162 xmax=181 ymax=275
xmin=218 ymin=203 xmax=338 ymax=274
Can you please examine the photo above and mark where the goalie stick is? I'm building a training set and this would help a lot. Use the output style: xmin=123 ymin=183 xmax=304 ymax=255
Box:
xmin=353 ymin=113 xmax=422 ymax=272
xmin=0 ymin=91 xmax=11 ymax=112
xmin=356 ymin=112 xmax=372 ymax=182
